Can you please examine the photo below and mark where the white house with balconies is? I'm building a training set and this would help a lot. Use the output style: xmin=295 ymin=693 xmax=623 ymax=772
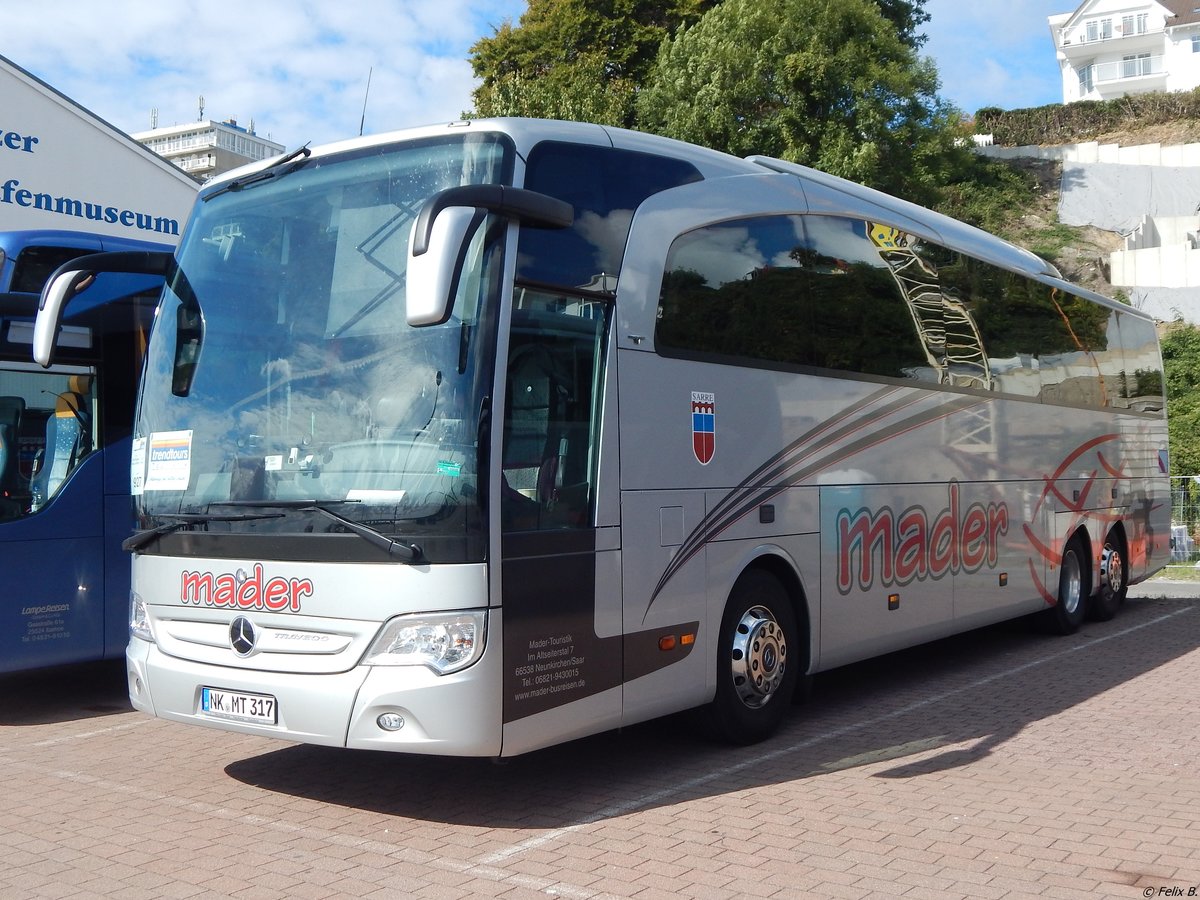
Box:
xmin=1049 ymin=0 xmax=1200 ymax=103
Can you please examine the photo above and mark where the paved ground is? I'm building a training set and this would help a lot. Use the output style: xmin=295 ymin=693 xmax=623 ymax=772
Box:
xmin=2 ymin=583 xmax=1198 ymax=900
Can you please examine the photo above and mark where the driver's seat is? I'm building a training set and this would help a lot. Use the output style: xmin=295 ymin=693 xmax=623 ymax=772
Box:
xmin=32 ymin=375 xmax=91 ymax=507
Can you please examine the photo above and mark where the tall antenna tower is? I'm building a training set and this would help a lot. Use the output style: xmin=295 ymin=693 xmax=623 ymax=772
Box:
xmin=198 ymin=95 xmax=205 ymax=121
xmin=150 ymin=108 xmax=158 ymax=129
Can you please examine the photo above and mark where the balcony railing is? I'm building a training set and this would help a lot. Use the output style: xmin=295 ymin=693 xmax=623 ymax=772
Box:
xmin=1093 ymin=54 xmax=1164 ymax=83
xmin=177 ymin=154 xmax=216 ymax=173
xmin=1060 ymin=25 xmax=1164 ymax=48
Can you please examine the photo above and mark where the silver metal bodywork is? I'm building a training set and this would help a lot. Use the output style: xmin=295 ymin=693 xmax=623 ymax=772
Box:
xmin=126 ymin=119 xmax=1171 ymax=756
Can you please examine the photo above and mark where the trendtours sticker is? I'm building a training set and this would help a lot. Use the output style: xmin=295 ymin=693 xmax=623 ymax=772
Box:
xmin=143 ymin=430 xmax=193 ymax=491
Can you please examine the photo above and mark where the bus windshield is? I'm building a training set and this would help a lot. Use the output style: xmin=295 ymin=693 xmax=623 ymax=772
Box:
xmin=134 ymin=133 xmax=512 ymax=562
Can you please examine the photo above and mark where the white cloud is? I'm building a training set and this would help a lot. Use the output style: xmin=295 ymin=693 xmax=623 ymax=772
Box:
xmin=922 ymin=0 xmax=1069 ymax=113
xmin=6 ymin=0 xmax=527 ymax=150
xmin=8 ymin=0 xmax=1078 ymax=151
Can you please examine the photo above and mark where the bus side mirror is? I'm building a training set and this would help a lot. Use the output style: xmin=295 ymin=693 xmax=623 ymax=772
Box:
xmin=34 ymin=250 xmax=173 ymax=367
xmin=34 ymin=270 xmax=94 ymax=366
xmin=406 ymin=185 xmax=573 ymax=327
xmin=407 ymin=206 xmax=481 ymax=327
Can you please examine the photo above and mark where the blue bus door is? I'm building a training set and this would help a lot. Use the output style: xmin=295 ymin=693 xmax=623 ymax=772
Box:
xmin=0 ymin=359 xmax=107 ymax=670
xmin=0 ymin=278 xmax=155 ymax=673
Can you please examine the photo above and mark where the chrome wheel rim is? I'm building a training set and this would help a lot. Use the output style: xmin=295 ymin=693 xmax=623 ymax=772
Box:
xmin=1061 ymin=549 xmax=1083 ymax=615
xmin=730 ymin=605 xmax=787 ymax=709
xmin=1101 ymin=543 xmax=1124 ymax=594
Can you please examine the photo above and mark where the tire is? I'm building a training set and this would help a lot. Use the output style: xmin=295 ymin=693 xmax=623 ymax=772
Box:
xmin=1089 ymin=533 xmax=1127 ymax=622
xmin=1041 ymin=534 xmax=1090 ymax=635
xmin=706 ymin=570 xmax=799 ymax=744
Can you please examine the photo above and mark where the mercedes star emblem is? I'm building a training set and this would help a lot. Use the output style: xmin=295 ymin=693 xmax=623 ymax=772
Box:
xmin=229 ymin=616 xmax=258 ymax=656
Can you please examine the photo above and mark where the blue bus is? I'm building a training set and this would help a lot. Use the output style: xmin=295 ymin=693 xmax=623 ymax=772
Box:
xmin=0 ymin=229 xmax=167 ymax=672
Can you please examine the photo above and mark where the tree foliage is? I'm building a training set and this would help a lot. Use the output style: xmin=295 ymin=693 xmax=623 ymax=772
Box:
xmin=876 ymin=0 xmax=931 ymax=50
xmin=468 ymin=0 xmax=713 ymax=126
xmin=634 ymin=0 xmax=962 ymax=203
xmin=1161 ymin=323 xmax=1200 ymax=476
xmin=471 ymin=53 xmax=638 ymax=125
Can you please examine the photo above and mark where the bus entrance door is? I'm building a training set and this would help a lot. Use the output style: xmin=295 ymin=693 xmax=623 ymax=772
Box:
xmin=0 ymin=360 xmax=108 ymax=673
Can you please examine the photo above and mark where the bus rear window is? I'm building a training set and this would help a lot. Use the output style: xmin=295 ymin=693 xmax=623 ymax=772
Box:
xmin=11 ymin=246 xmax=93 ymax=294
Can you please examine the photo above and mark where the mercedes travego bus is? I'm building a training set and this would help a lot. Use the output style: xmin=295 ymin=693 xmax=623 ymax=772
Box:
xmin=2 ymin=228 xmax=167 ymax=673
xmin=35 ymin=119 xmax=1170 ymax=756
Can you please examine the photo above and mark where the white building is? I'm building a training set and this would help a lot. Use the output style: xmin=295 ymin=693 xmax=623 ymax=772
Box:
xmin=131 ymin=118 xmax=285 ymax=182
xmin=0 ymin=54 xmax=197 ymax=241
xmin=1049 ymin=0 xmax=1200 ymax=103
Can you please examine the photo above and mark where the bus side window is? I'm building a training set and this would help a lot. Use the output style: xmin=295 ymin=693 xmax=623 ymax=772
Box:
xmin=0 ymin=369 xmax=98 ymax=518
xmin=502 ymin=342 xmax=566 ymax=526
xmin=501 ymin=299 xmax=606 ymax=532
xmin=655 ymin=214 xmax=931 ymax=381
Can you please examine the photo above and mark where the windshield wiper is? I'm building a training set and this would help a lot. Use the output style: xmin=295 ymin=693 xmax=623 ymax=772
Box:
xmin=123 ymin=512 xmax=285 ymax=553
xmin=202 ymin=144 xmax=312 ymax=201
xmin=217 ymin=500 xmax=423 ymax=562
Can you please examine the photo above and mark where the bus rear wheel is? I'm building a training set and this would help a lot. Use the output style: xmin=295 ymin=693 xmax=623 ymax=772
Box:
xmin=1041 ymin=534 xmax=1089 ymax=635
xmin=1089 ymin=533 xmax=1127 ymax=622
xmin=707 ymin=570 xmax=798 ymax=744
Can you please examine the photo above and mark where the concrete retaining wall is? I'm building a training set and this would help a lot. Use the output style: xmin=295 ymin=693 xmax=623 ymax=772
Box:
xmin=976 ymin=139 xmax=1200 ymax=167
xmin=1111 ymin=214 xmax=1200 ymax=289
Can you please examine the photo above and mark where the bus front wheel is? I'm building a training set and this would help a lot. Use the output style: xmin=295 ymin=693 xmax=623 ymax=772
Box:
xmin=707 ymin=570 xmax=798 ymax=744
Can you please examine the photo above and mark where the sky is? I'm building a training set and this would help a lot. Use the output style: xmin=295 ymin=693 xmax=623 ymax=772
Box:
xmin=924 ymin=0 xmax=1072 ymax=116
xmin=5 ymin=0 xmax=1075 ymax=153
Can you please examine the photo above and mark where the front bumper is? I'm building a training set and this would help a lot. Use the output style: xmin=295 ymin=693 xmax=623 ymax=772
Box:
xmin=127 ymin=632 xmax=504 ymax=756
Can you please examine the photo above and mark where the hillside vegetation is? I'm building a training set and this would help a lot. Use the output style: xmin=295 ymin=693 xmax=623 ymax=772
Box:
xmin=975 ymin=90 xmax=1200 ymax=148
xmin=935 ymin=154 xmax=1120 ymax=299
xmin=940 ymin=111 xmax=1200 ymax=300
xmin=959 ymin=93 xmax=1200 ymax=298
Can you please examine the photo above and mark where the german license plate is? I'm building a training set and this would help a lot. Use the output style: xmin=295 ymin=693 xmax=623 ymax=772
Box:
xmin=200 ymin=687 xmax=277 ymax=724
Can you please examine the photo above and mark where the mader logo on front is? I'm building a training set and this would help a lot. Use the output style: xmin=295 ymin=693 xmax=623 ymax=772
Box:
xmin=692 ymin=391 xmax=715 ymax=465
xmin=180 ymin=563 xmax=313 ymax=612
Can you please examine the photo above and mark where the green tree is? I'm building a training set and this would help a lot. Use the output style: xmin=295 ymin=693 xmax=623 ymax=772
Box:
xmin=1161 ymin=323 xmax=1200 ymax=476
xmin=471 ymin=53 xmax=638 ymax=125
xmin=634 ymin=0 xmax=962 ymax=203
xmin=468 ymin=0 xmax=713 ymax=126
xmin=877 ymin=0 xmax=931 ymax=49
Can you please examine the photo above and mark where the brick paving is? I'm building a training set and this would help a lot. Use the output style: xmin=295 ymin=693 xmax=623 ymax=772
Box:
xmin=1 ymin=584 xmax=1198 ymax=899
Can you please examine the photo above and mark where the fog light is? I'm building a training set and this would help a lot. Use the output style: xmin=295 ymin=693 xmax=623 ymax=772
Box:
xmin=377 ymin=712 xmax=405 ymax=732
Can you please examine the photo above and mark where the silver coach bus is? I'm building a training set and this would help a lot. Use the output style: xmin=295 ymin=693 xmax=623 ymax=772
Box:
xmin=36 ymin=119 xmax=1170 ymax=756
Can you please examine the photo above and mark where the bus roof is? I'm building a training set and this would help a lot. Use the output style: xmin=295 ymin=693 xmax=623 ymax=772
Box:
xmin=201 ymin=118 xmax=1137 ymax=317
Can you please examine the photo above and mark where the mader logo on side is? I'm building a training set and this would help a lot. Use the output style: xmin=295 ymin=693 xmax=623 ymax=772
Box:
xmin=836 ymin=481 xmax=1010 ymax=595
xmin=180 ymin=563 xmax=313 ymax=612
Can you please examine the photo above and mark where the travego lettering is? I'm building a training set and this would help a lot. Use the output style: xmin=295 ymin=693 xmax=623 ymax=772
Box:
xmin=180 ymin=563 xmax=314 ymax=612
xmin=836 ymin=481 xmax=1009 ymax=594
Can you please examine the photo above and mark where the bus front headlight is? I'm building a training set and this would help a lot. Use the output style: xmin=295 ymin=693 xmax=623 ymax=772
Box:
xmin=363 ymin=610 xmax=486 ymax=674
xmin=129 ymin=592 xmax=152 ymax=642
